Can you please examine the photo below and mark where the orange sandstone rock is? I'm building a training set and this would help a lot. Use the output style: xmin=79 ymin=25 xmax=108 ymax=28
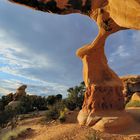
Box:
xmin=76 ymin=9 xmax=125 ymax=116
xmin=8 ymin=0 xmax=140 ymax=30
xmin=107 ymin=0 xmax=140 ymax=30
xmin=91 ymin=111 xmax=134 ymax=133
xmin=121 ymin=75 xmax=140 ymax=103
xmin=131 ymin=92 xmax=140 ymax=102
xmin=76 ymin=1 xmax=140 ymax=127
xmin=14 ymin=85 xmax=27 ymax=101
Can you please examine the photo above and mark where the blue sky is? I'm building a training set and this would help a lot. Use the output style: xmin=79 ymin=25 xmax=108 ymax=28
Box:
xmin=0 ymin=0 xmax=140 ymax=96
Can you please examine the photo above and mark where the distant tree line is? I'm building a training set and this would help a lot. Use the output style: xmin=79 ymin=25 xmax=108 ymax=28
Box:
xmin=0 ymin=82 xmax=85 ymax=127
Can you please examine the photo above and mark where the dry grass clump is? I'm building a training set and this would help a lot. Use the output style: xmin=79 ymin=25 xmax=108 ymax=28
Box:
xmin=1 ymin=126 xmax=31 ymax=140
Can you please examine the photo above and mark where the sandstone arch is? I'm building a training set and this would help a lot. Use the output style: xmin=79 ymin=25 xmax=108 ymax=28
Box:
xmin=8 ymin=0 xmax=140 ymax=130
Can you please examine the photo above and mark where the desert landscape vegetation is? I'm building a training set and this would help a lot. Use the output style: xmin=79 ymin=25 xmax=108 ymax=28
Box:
xmin=0 ymin=76 xmax=140 ymax=140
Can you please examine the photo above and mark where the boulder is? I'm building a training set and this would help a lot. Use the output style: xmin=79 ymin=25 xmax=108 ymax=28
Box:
xmin=131 ymin=92 xmax=140 ymax=102
xmin=78 ymin=110 xmax=134 ymax=133
xmin=92 ymin=113 xmax=134 ymax=133
xmin=7 ymin=101 xmax=20 ymax=109
xmin=14 ymin=85 xmax=27 ymax=101
xmin=120 ymin=75 xmax=140 ymax=103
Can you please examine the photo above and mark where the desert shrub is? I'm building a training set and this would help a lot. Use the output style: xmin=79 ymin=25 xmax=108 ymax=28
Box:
xmin=64 ymin=99 xmax=77 ymax=111
xmin=31 ymin=95 xmax=48 ymax=111
xmin=17 ymin=95 xmax=48 ymax=114
xmin=58 ymin=110 xmax=66 ymax=123
xmin=56 ymin=94 xmax=62 ymax=101
xmin=17 ymin=95 xmax=33 ymax=114
xmin=65 ymin=82 xmax=85 ymax=110
xmin=1 ymin=127 xmax=29 ymax=140
xmin=126 ymin=101 xmax=140 ymax=108
xmin=46 ymin=107 xmax=59 ymax=121
xmin=46 ymin=101 xmax=66 ymax=121
xmin=0 ymin=106 xmax=17 ymax=128
xmin=1 ymin=93 xmax=14 ymax=107
xmin=46 ymin=94 xmax=63 ymax=107
xmin=46 ymin=95 xmax=57 ymax=106
xmin=0 ymin=99 xmax=4 ymax=111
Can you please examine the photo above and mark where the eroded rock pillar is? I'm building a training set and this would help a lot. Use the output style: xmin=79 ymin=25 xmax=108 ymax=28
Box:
xmin=76 ymin=9 xmax=125 ymax=126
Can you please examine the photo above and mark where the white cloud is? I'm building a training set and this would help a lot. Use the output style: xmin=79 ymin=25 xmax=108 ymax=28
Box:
xmin=109 ymin=45 xmax=130 ymax=63
xmin=108 ymin=30 xmax=140 ymax=75
xmin=0 ymin=27 xmax=55 ymax=76
xmin=0 ymin=28 xmax=53 ymax=69
xmin=0 ymin=77 xmax=68 ymax=96
xmin=0 ymin=28 xmax=69 ymax=96
xmin=0 ymin=87 xmax=12 ymax=95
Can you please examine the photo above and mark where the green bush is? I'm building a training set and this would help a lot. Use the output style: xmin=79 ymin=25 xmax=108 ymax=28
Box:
xmin=58 ymin=110 xmax=66 ymax=123
xmin=17 ymin=95 xmax=48 ymax=114
xmin=46 ymin=107 xmax=59 ymax=121
xmin=0 ymin=106 xmax=17 ymax=128
xmin=126 ymin=100 xmax=140 ymax=108
xmin=1 ymin=93 xmax=13 ymax=107
xmin=1 ymin=127 xmax=29 ymax=140
xmin=46 ymin=94 xmax=63 ymax=106
xmin=46 ymin=101 xmax=66 ymax=121
xmin=65 ymin=82 xmax=85 ymax=110
xmin=64 ymin=99 xmax=77 ymax=111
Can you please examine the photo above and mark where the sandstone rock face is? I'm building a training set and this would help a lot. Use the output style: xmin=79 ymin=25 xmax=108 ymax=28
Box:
xmin=14 ymin=85 xmax=27 ymax=101
xmin=91 ymin=111 xmax=134 ymax=133
xmin=81 ymin=85 xmax=124 ymax=112
xmin=76 ymin=7 xmax=125 ymax=117
xmin=76 ymin=0 xmax=140 ymax=128
xmin=90 ymin=0 xmax=140 ymax=30
xmin=107 ymin=0 xmax=140 ymax=30
xmin=9 ymin=0 xmax=140 ymax=30
xmin=121 ymin=75 xmax=140 ymax=103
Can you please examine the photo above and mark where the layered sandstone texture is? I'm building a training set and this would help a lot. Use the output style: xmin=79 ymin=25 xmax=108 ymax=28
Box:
xmin=77 ymin=0 xmax=140 ymax=129
xmin=76 ymin=5 xmax=126 ymax=118
xmin=108 ymin=0 xmax=140 ymax=30
xmin=121 ymin=75 xmax=140 ymax=103
xmin=91 ymin=0 xmax=140 ymax=30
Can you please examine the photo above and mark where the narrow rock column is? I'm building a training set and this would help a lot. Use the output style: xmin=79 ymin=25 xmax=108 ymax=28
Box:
xmin=76 ymin=9 xmax=125 ymax=125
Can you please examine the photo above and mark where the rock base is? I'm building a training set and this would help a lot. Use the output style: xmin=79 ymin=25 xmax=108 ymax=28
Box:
xmin=77 ymin=110 xmax=134 ymax=133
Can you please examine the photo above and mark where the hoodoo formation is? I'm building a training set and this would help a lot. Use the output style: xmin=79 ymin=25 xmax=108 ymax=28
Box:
xmin=8 ymin=0 xmax=140 ymax=132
